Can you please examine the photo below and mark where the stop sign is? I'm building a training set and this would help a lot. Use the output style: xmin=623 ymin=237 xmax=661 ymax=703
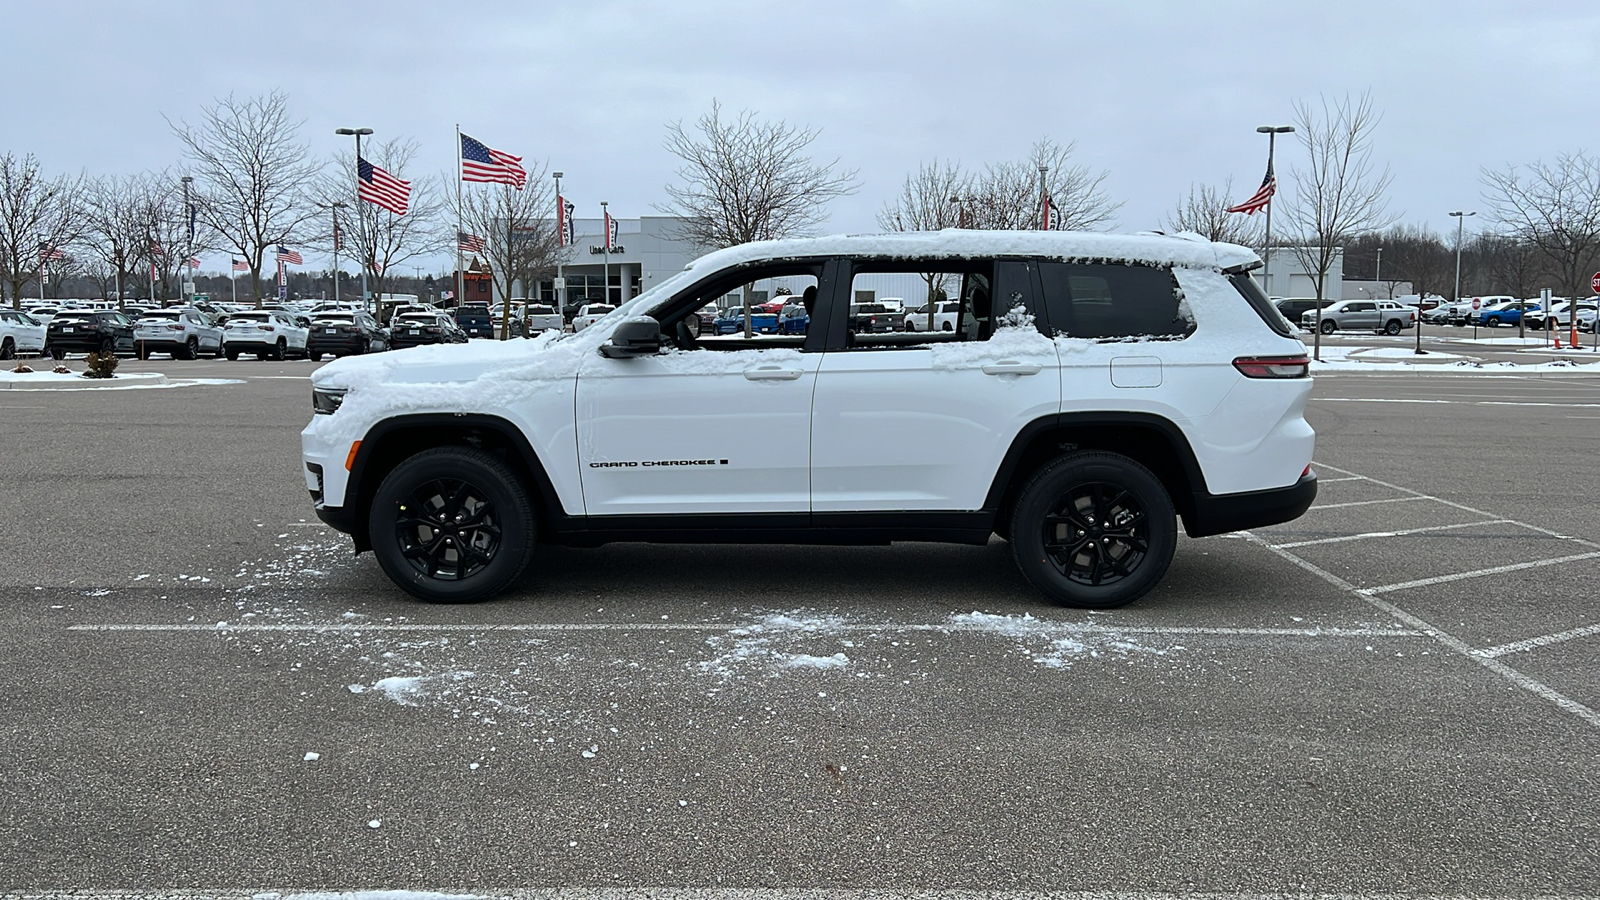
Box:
xmin=1591 ymin=271 xmax=1600 ymax=293
xmin=1472 ymin=298 xmax=1481 ymax=309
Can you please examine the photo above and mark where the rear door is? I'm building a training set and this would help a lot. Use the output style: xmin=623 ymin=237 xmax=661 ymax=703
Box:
xmin=809 ymin=259 xmax=1059 ymax=512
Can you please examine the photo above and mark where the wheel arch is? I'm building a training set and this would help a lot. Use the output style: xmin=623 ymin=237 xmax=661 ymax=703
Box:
xmin=986 ymin=413 xmax=1208 ymax=534
xmin=345 ymin=413 xmax=562 ymax=552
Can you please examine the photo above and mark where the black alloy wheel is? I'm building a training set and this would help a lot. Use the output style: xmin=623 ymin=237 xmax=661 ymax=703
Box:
xmin=0 ymin=338 xmax=13 ymax=360
xmin=370 ymin=447 xmax=536 ymax=603
xmin=1384 ymin=320 xmax=1402 ymax=336
xmin=99 ymin=336 xmax=116 ymax=354
xmin=271 ymin=338 xmax=287 ymax=361
xmin=1010 ymin=451 xmax=1177 ymax=609
xmin=182 ymin=337 xmax=200 ymax=360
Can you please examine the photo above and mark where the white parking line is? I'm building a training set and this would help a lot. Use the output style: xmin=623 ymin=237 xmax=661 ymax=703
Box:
xmin=1271 ymin=519 xmax=1514 ymax=549
xmin=1244 ymin=532 xmax=1600 ymax=730
xmin=20 ymin=891 xmax=1600 ymax=900
xmin=1310 ymin=496 xmax=1430 ymax=511
xmin=1362 ymin=552 xmax=1600 ymax=595
xmin=1479 ymin=623 xmax=1600 ymax=659
xmin=67 ymin=622 xmax=1421 ymax=638
xmin=1319 ymin=398 xmax=1600 ymax=408
xmin=1315 ymin=475 xmax=1367 ymax=483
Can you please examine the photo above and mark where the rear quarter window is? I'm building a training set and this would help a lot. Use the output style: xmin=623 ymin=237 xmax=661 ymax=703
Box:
xmin=1040 ymin=262 xmax=1195 ymax=340
xmin=1229 ymin=272 xmax=1294 ymax=338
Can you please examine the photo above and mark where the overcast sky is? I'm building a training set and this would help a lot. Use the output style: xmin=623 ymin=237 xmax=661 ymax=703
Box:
xmin=7 ymin=0 xmax=1599 ymax=269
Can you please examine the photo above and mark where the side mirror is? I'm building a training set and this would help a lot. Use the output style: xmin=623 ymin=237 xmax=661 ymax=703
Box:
xmin=600 ymin=316 xmax=662 ymax=358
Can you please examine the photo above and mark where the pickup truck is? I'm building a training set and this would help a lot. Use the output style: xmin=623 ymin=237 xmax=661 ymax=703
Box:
xmin=521 ymin=303 xmax=564 ymax=335
xmin=1301 ymin=299 xmax=1415 ymax=335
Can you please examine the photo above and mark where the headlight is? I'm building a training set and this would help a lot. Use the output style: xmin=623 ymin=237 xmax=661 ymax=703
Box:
xmin=312 ymin=387 xmax=347 ymax=415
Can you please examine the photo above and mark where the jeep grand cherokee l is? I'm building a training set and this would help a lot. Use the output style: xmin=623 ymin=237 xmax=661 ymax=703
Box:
xmin=303 ymin=231 xmax=1316 ymax=609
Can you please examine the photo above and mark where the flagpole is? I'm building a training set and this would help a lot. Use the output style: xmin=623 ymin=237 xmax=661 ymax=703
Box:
xmin=455 ymin=124 xmax=465 ymax=312
xmin=554 ymin=171 xmax=564 ymax=319
xmin=332 ymin=205 xmax=341 ymax=305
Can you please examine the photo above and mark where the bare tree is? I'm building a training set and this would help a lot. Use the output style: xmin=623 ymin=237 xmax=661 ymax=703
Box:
xmin=877 ymin=158 xmax=970 ymax=329
xmin=80 ymin=173 xmax=152 ymax=306
xmin=1481 ymin=151 xmax=1600 ymax=298
xmin=449 ymin=162 xmax=568 ymax=339
xmin=963 ymin=138 xmax=1119 ymax=232
xmin=1280 ymin=91 xmax=1396 ymax=359
xmin=170 ymin=91 xmax=321 ymax=305
xmin=312 ymin=138 xmax=446 ymax=304
xmin=1165 ymin=177 xmax=1264 ymax=246
xmin=0 ymin=152 xmax=83 ymax=308
xmin=658 ymin=100 xmax=858 ymax=335
xmin=1467 ymin=232 xmax=1547 ymax=299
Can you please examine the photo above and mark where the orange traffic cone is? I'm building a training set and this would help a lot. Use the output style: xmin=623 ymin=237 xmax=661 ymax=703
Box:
xmin=1554 ymin=331 xmax=1564 ymax=349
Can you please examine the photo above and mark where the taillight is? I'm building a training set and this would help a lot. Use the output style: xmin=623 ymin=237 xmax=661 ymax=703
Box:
xmin=1233 ymin=355 xmax=1311 ymax=378
xmin=425 ymin=327 xmax=441 ymax=334
xmin=260 ymin=324 xmax=275 ymax=331
xmin=166 ymin=323 xmax=185 ymax=331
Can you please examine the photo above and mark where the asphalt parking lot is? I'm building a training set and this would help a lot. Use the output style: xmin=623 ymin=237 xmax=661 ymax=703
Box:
xmin=1 ymin=355 xmax=1598 ymax=897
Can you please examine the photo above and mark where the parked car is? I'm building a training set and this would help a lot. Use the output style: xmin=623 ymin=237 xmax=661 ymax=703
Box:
xmin=521 ymin=304 xmax=565 ymax=335
xmin=134 ymin=308 xmax=226 ymax=359
xmin=452 ymin=305 xmax=495 ymax=339
xmin=388 ymin=311 xmax=469 ymax=349
xmin=0 ymin=308 xmax=47 ymax=358
xmin=301 ymin=230 xmax=1316 ymax=609
xmin=694 ymin=304 xmax=719 ymax=335
xmin=713 ymin=308 xmax=778 ymax=334
xmin=904 ymin=300 xmax=962 ymax=332
xmin=572 ymin=303 xmax=616 ymax=332
xmin=224 ymin=311 xmax=311 ymax=360
xmin=1471 ymin=299 xmax=1540 ymax=327
xmin=849 ymin=302 xmax=897 ymax=333
xmin=778 ymin=303 xmax=810 ymax=334
xmin=45 ymin=310 xmax=136 ymax=358
xmin=1274 ymin=298 xmax=1331 ymax=327
xmin=1300 ymin=299 xmax=1414 ymax=335
xmin=1525 ymin=300 xmax=1595 ymax=330
xmin=24 ymin=306 xmax=61 ymax=326
xmin=307 ymin=311 xmax=388 ymax=360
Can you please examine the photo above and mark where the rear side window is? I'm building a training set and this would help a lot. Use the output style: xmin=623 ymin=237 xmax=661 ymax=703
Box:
xmin=1041 ymin=263 xmax=1193 ymax=340
xmin=1228 ymin=272 xmax=1293 ymax=338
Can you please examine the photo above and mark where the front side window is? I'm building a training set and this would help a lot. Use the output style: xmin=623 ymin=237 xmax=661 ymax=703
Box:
xmin=1039 ymin=262 xmax=1192 ymax=340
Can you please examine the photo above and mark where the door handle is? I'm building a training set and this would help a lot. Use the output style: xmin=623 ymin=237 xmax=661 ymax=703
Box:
xmin=744 ymin=366 xmax=804 ymax=381
xmin=981 ymin=361 xmax=1043 ymax=376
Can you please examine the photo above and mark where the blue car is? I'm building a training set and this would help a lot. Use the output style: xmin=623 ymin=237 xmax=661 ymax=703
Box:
xmin=714 ymin=310 xmax=778 ymax=334
xmin=1472 ymin=300 xmax=1539 ymax=327
xmin=778 ymin=303 xmax=809 ymax=334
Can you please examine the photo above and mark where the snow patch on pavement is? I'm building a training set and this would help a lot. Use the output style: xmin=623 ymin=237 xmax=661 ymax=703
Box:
xmin=951 ymin=611 xmax=1181 ymax=668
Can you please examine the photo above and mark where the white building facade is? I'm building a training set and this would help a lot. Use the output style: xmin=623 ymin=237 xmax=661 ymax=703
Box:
xmin=1258 ymin=247 xmax=1344 ymax=300
xmin=506 ymin=216 xmax=706 ymax=312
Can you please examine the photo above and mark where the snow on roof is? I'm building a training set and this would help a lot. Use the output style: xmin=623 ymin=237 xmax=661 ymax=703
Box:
xmin=679 ymin=229 xmax=1259 ymax=274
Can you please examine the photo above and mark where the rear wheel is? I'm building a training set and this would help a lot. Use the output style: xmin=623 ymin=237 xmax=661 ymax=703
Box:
xmin=369 ymin=447 xmax=537 ymax=604
xmin=225 ymin=347 xmax=239 ymax=361
xmin=270 ymin=338 xmax=286 ymax=361
xmin=1383 ymin=319 xmax=1402 ymax=336
xmin=1010 ymin=451 xmax=1177 ymax=609
xmin=1485 ymin=317 xmax=1500 ymax=327
xmin=309 ymin=349 xmax=323 ymax=362
xmin=181 ymin=337 xmax=199 ymax=360
xmin=0 ymin=338 xmax=13 ymax=360
xmin=49 ymin=346 xmax=66 ymax=360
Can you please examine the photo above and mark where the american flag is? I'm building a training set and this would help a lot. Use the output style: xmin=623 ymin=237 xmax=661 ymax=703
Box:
xmin=1040 ymin=192 xmax=1053 ymax=231
xmin=38 ymin=244 xmax=66 ymax=261
xmin=232 ymin=259 xmax=249 ymax=273
xmin=187 ymin=258 xmax=201 ymax=269
xmin=149 ymin=240 xmax=164 ymax=255
xmin=604 ymin=210 xmax=617 ymax=250
xmin=461 ymin=133 xmax=527 ymax=188
xmin=458 ymin=231 xmax=486 ymax=254
xmin=359 ymin=156 xmax=412 ymax=215
xmin=276 ymin=245 xmax=303 ymax=265
xmin=1227 ymin=160 xmax=1277 ymax=215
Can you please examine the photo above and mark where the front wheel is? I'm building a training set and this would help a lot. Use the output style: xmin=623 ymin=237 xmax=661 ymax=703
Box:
xmin=1009 ymin=451 xmax=1177 ymax=609
xmin=1318 ymin=319 xmax=1336 ymax=334
xmin=369 ymin=447 xmax=537 ymax=603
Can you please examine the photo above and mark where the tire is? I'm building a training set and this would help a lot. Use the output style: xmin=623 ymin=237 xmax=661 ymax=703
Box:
xmin=942 ymin=321 xmax=955 ymax=332
xmin=1009 ymin=451 xmax=1177 ymax=609
xmin=181 ymin=337 xmax=199 ymax=360
xmin=49 ymin=346 xmax=65 ymax=360
xmin=99 ymin=337 xmax=116 ymax=354
xmin=0 ymin=338 xmax=13 ymax=360
xmin=1485 ymin=317 xmax=1500 ymax=327
xmin=309 ymin=350 xmax=323 ymax=362
xmin=369 ymin=447 xmax=537 ymax=604
xmin=225 ymin=348 xmax=239 ymax=361
xmin=270 ymin=338 xmax=286 ymax=361
xmin=1383 ymin=319 xmax=1402 ymax=336
xmin=1318 ymin=319 xmax=1336 ymax=334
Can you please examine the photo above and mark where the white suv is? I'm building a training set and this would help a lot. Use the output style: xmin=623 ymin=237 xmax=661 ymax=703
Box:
xmin=303 ymin=232 xmax=1317 ymax=608
xmin=0 ymin=308 xmax=47 ymax=358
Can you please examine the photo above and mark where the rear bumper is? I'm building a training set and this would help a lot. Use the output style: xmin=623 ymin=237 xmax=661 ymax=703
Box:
xmin=1184 ymin=471 xmax=1318 ymax=538
xmin=308 ymin=334 xmax=367 ymax=353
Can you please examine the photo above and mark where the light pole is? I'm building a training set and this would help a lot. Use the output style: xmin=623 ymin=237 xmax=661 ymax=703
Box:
xmin=1375 ymin=247 xmax=1384 ymax=297
xmin=180 ymin=175 xmax=194 ymax=304
xmin=1255 ymin=125 xmax=1294 ymax=300
xmin=553 ymin=171 xmax=564 ymax=316
xmin=335 ymin=127 xmax=374 ymax=312
xmin=329 ymin=202 xmax=346 ymax=304
xmin=1449 ymin=211 xmax=1475 ymax=351
xmin=600 ymin=200 xmax=611 ymax=309
xmin=1038 ymin=165 xmax=1049 ymax=230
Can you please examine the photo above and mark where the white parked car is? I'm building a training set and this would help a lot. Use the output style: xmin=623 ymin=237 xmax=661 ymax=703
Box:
xmin=224 ymin=311 xmax=310 ymax=360
xmin=0 ymin=308 xmax=47 ymax=358
xmin=134 ymin=308 xmax=226 ymax=359
xmin=304 ymin=230 xmax=1317 ymax=609
xmin=572 ymin=303 xmax=615 ymax=332
xmin=522 ymin=303 xmax=564 ymax=334
xmin=904 ymin=300 xmax=962 ymax=332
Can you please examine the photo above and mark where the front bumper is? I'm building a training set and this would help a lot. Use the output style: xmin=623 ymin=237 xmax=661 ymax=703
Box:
xmin=1184 ymin=471 xmax=1318 ymax=538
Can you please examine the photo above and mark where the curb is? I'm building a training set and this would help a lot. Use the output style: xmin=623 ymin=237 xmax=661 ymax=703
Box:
xmin=1 ymin=372 xmax=170 ymax=391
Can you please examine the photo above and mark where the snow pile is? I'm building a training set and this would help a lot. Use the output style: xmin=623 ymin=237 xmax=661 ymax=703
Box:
xmin=698 ymin=611 xmax=854 ymax=679
xmin=930 ymin=302 xmax=1056 ymax=371
xmin=367 ymin=671 xmax=477 ymax=706
xmin=950 ymin=611 xmax=1180 ymax=669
